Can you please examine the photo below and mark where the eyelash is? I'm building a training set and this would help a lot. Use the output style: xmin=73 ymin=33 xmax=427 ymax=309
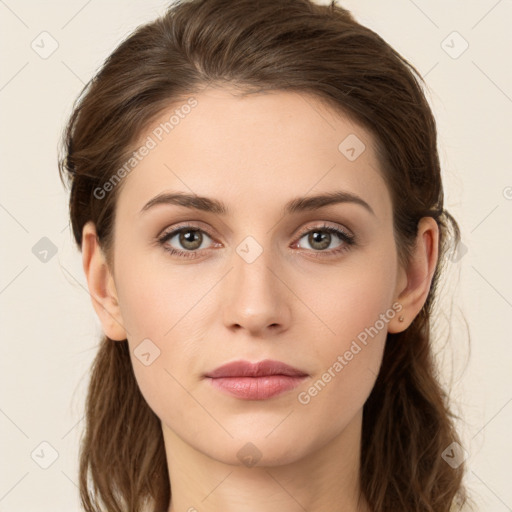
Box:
xmin=156 ymin=222 xmax=356 ymax=260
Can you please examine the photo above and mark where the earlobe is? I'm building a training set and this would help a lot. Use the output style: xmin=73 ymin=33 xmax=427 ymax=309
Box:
xmin=388 ymin=217 xmax=439 ymax=334
xmin=81 ymin=221 xmax=127 ymax=341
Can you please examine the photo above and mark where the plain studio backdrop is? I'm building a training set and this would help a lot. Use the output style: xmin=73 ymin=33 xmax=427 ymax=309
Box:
xmin=0 ymin=0 xmax=511 ymax=510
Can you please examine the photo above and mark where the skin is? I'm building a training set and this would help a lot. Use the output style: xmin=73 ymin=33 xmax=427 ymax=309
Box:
xmin=81 ymin=86 xmax=438 ymax=512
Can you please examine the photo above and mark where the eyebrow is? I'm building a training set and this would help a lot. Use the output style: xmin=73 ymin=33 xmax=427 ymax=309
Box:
xmin=139 ymin=190 xmax=375 ymax=217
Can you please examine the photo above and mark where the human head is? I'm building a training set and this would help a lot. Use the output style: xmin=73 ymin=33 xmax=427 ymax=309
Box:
xmin=59 ymin=1 xmax=468 ymax=511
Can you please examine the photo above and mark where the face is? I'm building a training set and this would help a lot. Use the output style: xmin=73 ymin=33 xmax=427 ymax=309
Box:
xmin=106 ymin=87 xmax=405 ymax=466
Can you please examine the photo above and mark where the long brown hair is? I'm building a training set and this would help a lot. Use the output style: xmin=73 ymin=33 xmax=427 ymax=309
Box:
xmin=58 ymin=1 xmax=473 ymax=510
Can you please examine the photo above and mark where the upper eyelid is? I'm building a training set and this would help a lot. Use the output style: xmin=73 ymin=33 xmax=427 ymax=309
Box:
xmin=296 ymin=222 xmax=352 ymax=237
xmin=159 ymin=221 xmax=214 ymax=240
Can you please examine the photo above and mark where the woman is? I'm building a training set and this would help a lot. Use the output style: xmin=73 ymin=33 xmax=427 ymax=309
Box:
xmin=58 ymin=0 xmax=473 ymax=510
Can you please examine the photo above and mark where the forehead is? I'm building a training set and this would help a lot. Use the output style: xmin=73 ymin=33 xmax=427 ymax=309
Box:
xmin=115 ymin=87 xmax=391 ymax=222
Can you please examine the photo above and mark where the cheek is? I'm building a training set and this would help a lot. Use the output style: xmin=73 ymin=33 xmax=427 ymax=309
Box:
xmin=294 ymin=280 xmax=391 ymax=444
xmin=304 ymin=255 xmax=396 ymax=352
xmin=113 ymin=255 xmax=212 ymax=405
xmin=114 ymin=249 xmax=195 ymax=339
xmin=294 ymin=254 xmax=395 ymax=414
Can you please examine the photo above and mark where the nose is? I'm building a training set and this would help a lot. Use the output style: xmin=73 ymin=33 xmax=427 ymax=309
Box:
xmin=222 ymin=240 xmax=291 ymax=336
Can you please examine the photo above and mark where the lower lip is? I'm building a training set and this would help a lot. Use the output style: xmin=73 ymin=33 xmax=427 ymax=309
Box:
xmin=206 ymin=375 xmax=307 ymax=400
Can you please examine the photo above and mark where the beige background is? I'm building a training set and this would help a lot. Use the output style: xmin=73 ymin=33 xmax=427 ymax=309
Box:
xmin=0 ymin=0 xmax=511 ymax=510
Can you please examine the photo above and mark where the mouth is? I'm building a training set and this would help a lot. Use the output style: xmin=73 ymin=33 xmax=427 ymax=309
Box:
xmin=204 ymin=359 xmax=309 ymax=400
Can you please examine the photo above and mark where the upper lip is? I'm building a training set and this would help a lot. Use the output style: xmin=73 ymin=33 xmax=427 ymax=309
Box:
xmin=205 ymin=359 xmax=308 ymax=378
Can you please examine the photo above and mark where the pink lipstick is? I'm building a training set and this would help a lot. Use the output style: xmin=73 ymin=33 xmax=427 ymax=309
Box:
xmin=204 ymin=359 xmax=308 ymax=400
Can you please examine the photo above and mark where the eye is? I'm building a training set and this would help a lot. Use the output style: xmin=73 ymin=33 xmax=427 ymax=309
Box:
xmin=157 ymin=224 xmax=216 ymax=258
xmin=293 ymin=223 xmax=355 ymax=257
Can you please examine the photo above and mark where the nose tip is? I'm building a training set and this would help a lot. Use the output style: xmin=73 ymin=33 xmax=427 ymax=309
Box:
xmin=223 ymin=255 xmax=290 ymax=335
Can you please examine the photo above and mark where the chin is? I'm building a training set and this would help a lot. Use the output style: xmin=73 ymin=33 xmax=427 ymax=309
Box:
xmin=206 ymin=433 xmax=312 ymax=468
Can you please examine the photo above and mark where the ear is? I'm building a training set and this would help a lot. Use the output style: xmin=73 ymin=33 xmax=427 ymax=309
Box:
xmin=388 ymin=216 xmax=439 ymax=333
xmin=81 ymin=221 xmax=127 ymax=341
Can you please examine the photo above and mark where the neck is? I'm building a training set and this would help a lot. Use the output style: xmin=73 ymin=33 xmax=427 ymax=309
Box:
xmin=164 ymin=409 xmax=372 ymax=512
